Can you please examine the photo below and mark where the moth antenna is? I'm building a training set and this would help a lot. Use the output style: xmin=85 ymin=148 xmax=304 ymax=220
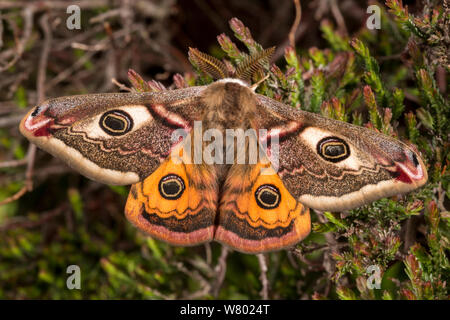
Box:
xmin=235 ymin=46 xmax=275 ymax=81
xmin=250 ymin=74 xmax=270 ymax=92
xmin=188 ymin=47 xmax=228 ymax=79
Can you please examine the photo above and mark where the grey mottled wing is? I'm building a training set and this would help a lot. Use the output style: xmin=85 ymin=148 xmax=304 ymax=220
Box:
xmin=20 ymin=87 xmax=206 ymax=185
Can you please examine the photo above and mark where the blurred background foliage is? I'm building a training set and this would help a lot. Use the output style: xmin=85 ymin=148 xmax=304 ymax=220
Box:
xmin=0 ymin=0 xmax=448 ymax=299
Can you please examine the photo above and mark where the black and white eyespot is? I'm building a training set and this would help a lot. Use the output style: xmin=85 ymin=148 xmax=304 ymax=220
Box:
xmin=99 ymin=110 xmax=133 ymax=136
xmin=255 ymin=184 xmax=281 ymax=209
xmin=317 ymin=136 xmax=350 ymax=163
xmin=158 ymin=174 xmax=185 ymax=200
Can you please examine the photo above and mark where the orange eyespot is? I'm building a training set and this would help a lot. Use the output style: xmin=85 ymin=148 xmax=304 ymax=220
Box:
xmin=99 ymin=110 xmax=133 ymax=136
xmin=255 ymin=184 xmax=281 ymax=209
xmin=158 ymin=174 xmax=185 ymax=200
xmin=317 ymin=137 xmax=350 ymax=162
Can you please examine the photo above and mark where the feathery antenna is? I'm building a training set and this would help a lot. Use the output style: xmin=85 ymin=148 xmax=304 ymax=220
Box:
xmin=188 ymin=48 xmax=229 ymax=80
xmin=235 ymin=46 xmax=275 ymax=81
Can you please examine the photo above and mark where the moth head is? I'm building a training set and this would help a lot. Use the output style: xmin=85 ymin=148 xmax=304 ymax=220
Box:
xmin=19 ymin=93 xmax=156 ymax=185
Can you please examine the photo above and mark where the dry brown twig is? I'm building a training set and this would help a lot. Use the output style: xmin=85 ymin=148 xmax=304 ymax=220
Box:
xmin=211 ymin=246 xmax=229 ymax=297
xmin=176 ymin=261 xmax=211 ymax=299
xmin=0 ymin=143 xmax=36 ymax=206
xmin=204 ymin=242 xmax=212 ymax=265
xmin=89 ymin=8 xmax=122 ymax=24
xmin=0 ymin=113 xmax=27 ymax=128
xmin=0 ymin=1 xmax=109 ymax=10
xmin=0 ymin=203 xmax=67 ymax=232
xmin=436 ymin=181 xmax=448 ymax=212
xmin=45 ymin=23 xmax=144 ymax=91
xmin=315 ymin=210 xmax=341 ymax=286
xmin=0 ymin=11 xmax=4 ymax=48
xmin=0 ymin=158 xmax=28 ymax=169
xmin=111 ymin=78 xmax=132 ymax=92
xmin=5 ymin=71 xmax=29 ymax=100
xmin=330 ymin=0 xmax=348 ymax=35
xmin=54 ymin=24 xmax=104 ymax=51
xmin=37 ymin=14 xmax=52 ymax=102
xmin=274 ymin=0 xmax=307 ymax=61
xmin=0 ymin=6 xmax=34 ymax=72
xmin=289 ymin=0 xmax=302 ymax=49
xmin=0 ymin=13 xmax=52 ymax=206
xmin=44 ymin=50 xmax=97 ymax=91
xmin=291 ymin=247 xmax=328 ymax=270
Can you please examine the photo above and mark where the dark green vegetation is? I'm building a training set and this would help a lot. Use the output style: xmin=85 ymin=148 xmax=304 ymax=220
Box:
xmin=0 ymin=0 xmax=448 ymax=299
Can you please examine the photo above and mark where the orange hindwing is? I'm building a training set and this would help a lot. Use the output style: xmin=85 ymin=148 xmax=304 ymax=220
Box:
xmin=125 ymin=148 xmax=218 ymax=246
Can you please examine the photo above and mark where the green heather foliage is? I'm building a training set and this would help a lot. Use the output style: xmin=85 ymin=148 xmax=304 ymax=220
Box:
xmin=0 ymin=1 xmax=448 ymax=299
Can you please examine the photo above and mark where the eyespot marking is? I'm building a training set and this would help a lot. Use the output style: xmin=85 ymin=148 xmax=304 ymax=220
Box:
xmin=99 ymin=110 xmax=133 ymax=136
xmin=255 ymin=184 xmax=281 ymax=209
xmin=317 ymin=137 xmax=350 ymax=163
xmin=158 ymin=174 xmax=185 ymax=200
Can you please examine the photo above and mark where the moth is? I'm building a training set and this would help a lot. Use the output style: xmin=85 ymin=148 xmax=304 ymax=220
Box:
xmin=19 ymin=48 xmax=427 ymax=254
